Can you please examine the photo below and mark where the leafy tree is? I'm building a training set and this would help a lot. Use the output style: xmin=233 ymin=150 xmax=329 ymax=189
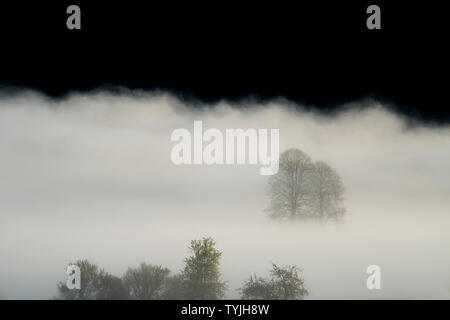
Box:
xmin=240 ymin=263 xmax=308 ymax=300
xmin=122 ymin=263 xmax=170 ymax=300
xmin=239 ymin=275 xmax=277 ymax=299
xmin=56 ymin=259 xmax=106 ymax=300
xmin=183 ymin=237 xmax=226 ymax=299
xmin=269 ymin=263 xmax=308 ymax=299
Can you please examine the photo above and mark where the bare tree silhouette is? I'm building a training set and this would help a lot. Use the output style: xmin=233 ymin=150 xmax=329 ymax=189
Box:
xmin=267 ymin=149 xmax=345 ymax=222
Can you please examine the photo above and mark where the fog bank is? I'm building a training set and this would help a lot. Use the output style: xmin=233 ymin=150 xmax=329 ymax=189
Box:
xmin=1 ymin=91 xmax=449 ymax=299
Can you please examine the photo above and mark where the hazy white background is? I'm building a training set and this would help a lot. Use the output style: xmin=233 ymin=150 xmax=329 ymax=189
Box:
xmin=0 ymin=91 xmax=449 ymax=299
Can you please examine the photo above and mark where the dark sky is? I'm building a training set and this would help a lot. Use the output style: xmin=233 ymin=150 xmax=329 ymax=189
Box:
xmin=0 ymin=0 xmax=448 ymax=122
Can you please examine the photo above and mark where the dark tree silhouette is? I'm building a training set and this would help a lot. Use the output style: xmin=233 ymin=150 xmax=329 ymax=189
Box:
xmin=238 ymin=275 xmax=276 ymax=299
xmin=240 ymin=263 xmax=308 ymax=300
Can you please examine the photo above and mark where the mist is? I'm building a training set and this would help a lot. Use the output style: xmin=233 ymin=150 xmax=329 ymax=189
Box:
xmin=1 ymin=91 xmax=450 ymax=299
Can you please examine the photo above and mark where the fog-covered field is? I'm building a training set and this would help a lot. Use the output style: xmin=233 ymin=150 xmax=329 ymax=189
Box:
xmin=1 ymin=91 xmax=450 ymax=299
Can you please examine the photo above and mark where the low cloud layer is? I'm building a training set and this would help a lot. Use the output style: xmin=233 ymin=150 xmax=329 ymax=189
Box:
xmin=1 ymin=91 xmax=450 ymax=299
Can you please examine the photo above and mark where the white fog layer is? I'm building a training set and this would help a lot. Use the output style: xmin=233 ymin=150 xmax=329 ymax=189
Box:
xmin=0 ymin=91 xmax=449 ymax=299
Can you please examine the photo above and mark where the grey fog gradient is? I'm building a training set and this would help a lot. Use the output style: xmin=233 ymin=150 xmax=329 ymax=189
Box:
xmin=0 ymin=91 xmax=450 ymax=299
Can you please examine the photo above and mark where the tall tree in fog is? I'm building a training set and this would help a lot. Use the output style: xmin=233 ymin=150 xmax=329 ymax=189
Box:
xmin=267 ymin=149 xmax=316 ymax=220
xmin=183 ymin=237 xmax=226 ymax=299
xmin=122 ymin=263 xmax=170 ymax=300
xmin=267 ymin=149 xmax=345 ymax=221
xmin=240 ymin=263 xmax=308 ymax=300
xmin=56 ymin=259 xmax=106 ymax=300
xmin=311 ymin=160 xmax=345 ymax=221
